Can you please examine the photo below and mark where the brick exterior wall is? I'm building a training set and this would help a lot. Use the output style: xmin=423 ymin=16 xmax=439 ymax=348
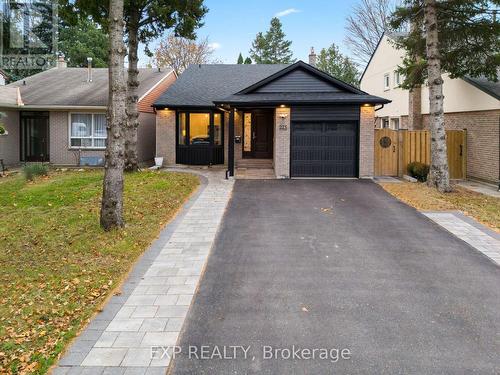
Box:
xmin=274 ymin=107 xmax=290 ymax=178
xmin=234 ymin=111 xmax=243 ymax=164
xmin=422 ymin=109 xmax=499 ymax=183
xmin=359 ymin=106 xmax=375 ymax=178
xmin=155 ymin=109 xmax=176 ymax=165
xmin=0 ymin=109 xmax=20 ymax=166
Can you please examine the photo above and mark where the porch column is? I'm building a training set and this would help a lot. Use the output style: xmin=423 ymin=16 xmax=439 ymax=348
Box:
xmin=228 ymin=108 xmax=235 ymax=176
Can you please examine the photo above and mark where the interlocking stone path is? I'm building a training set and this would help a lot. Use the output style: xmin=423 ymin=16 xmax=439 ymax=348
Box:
xmin=53 ymin=170 xmax=234 ymax=375
xmin=423 ymin=211 xmax=500 ymax=265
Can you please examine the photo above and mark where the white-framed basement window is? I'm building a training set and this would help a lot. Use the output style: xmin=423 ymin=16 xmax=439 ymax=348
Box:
xmin=69 ymin=113 xmax=107 ymax=148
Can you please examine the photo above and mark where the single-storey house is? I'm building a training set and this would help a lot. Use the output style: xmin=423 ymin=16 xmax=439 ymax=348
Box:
xmin=153 ymin=60 xmax=389 ymax=178
xmin=0 ymin=64 xmax=176 ymax=167
xmin=360 ymin=33 xmax=500 ymax=183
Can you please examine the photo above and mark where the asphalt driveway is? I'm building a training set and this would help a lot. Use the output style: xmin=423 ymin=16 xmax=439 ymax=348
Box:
xmin=170 ymin=180 xmax=500 ymax=374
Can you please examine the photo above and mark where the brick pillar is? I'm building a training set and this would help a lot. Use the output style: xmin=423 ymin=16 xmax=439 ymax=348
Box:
xmin=155 ymin=109 xmax=176 ymax=165
xmin=274 ymin=106 xmax=291 ymax=178
xmin=359 ymin=106 xmax=375 ymax=178
xmin=408 ymin=87 xmax=423 ymax=130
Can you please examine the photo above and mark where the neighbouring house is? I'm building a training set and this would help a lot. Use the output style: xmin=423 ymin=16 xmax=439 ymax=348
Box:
xmin=153 ymin=60 xmax=389 ymax=178
xmin=360 ymin=33 xmax=500 ymax=183
xmin=0 ymin=62 xmax=176 ymax=167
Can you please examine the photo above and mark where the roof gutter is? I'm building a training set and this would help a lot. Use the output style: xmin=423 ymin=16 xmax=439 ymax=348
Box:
xmin=0 ymin=105 xmax=107 ymax=110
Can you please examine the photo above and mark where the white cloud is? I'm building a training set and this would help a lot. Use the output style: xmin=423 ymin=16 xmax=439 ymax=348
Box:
xmin=208 ymin=42 xmax=221 ymax=50
xmin=274 ymin=8 xmax=301 ymax=17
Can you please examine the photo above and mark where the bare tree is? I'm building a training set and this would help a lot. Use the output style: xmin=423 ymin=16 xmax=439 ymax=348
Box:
xmin=423 ymin=0 xmax=451 ymax=192
xmin=154 ymin=34 xmax=216 ymax=75
xmin=344 ymin=0 xmax=397 ymax=65
xmin=100 ymin=0 xmax=127 ymax=230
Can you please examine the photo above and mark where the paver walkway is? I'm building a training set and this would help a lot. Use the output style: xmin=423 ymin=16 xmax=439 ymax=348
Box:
xmin=423 ymin=211 xmax=500 ymax=265
xmin=53 ymin=170 xmax=233 ymax=375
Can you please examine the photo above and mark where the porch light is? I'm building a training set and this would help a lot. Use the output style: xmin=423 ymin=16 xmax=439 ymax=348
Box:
xmin=279 ymin=104 xmax=286 ymax=108
xmin=363 ymin=104 xmax=372 ymax=107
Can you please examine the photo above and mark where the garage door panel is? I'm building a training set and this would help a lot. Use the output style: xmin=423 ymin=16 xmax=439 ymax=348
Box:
xmin=291 ymin=121 xmax=358 ymax=178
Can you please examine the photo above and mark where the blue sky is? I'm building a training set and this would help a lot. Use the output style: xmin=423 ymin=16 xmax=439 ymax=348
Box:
xmin=139 ymin=0 xmax=358 ymax=67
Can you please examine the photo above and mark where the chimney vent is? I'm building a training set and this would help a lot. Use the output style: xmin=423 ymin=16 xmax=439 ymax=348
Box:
xmin=308 ymin=47 xmax=317 ymax=67
xmin=57 ymin=53 xmax=67 ymax=68
xmin=87 ymin=57 xmax=93 ymax=82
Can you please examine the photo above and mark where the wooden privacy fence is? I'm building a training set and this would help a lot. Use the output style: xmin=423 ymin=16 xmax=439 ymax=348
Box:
xmin=374 ymin=129 xmax=466 ymax=179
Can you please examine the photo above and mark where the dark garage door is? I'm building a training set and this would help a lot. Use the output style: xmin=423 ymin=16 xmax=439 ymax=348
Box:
xmin=291 ymin=121 xmax=358 ymax=177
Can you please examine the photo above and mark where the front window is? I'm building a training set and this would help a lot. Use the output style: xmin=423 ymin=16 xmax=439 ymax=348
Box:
xmin=70 ymin=113 xmax=107 ymax=148
xmin=189 ymin=113 xmax=210 ymax=145
xmin=214 ymin=113 xmax=222 ymax=146
xmin=177 ymin=111 xmax=224 ymax=146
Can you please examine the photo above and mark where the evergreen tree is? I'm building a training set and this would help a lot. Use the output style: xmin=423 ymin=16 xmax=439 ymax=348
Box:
xmin=249 ymin=17 xmax=295 ymax=63
xmin=390 ymin=0 xmax=499 ymax=192
xmin=316 ymin=43 xmax=360 ymax=86
xmin=237 ymin=52 xmax=244 ymax=64
xmin=59 ymin=18 xmax=108 ymax=68
xmin=244 ymin=57 xmax=252 ymax=64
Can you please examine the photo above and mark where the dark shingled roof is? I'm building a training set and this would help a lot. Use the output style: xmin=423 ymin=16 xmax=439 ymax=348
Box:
xmin=154 ymin=64 xmax=290 ymax=108
xmin=8 ymin=68 xmax=171 ymax=106
xmin=463 ymin=75 xmax=500 ymax=101
xmin=155 ymin=62 xmax=389 ymax=108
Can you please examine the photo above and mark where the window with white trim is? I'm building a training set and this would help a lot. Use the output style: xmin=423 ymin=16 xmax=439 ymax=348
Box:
xmin=70 ymin=113 xmax=107 ymax=148
xmin=383 ymin=73 xmax=390 ymax=90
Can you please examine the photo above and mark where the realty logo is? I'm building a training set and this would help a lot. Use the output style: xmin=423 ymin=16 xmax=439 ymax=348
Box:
xmin=0 ymin=0 xmax=58 ymax=69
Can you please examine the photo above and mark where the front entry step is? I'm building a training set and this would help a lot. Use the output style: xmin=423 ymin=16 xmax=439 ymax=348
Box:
xmin=235 ymin=168 xmax=275 ymax=179
xmin=236 ymin=159 xmax=273 ymax=169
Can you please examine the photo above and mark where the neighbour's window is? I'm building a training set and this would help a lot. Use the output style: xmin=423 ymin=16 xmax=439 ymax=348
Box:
xmin=382 ymin=118 xmax=390 ymax=128
xmin=383 ymin=73 xmax=390 ymax=90
xmin=391 ymin=118 xmax=400 ymax=130
xmin=177 ymin=111 xmax=224 ymax=146
xmin=394 ymin=71 xmax=401 ymax=87
xmin=70 ymin=113 xmax=107 ymax=148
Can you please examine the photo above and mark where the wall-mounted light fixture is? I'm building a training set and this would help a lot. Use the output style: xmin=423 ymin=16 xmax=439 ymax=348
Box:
xmin=279 ymin=113 xmax=288 ymax=130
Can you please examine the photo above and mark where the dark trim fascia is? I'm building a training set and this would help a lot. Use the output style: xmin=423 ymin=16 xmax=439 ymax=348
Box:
xmin=236 ymin=61 xmax=367 ymax=95
xmin=214 ymin=99 xmax=391 ymax=107
xmin=462 ymin=76 xmax=500 ymax=101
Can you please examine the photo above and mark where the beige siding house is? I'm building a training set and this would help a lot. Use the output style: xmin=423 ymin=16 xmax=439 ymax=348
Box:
xmin=0 ymin=65 xmax=176 ymax=167
xmin=360 ymin=33 xmax=500 ymax=183
xmin=154 ymin=61 xmax=389 ymax=179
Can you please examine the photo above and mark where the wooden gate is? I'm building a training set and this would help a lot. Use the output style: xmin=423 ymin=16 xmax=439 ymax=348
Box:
xmin=374 ymin=128 xmax=398 ymax=176
xmin=374 ymin=129 xmax=466 ymax=179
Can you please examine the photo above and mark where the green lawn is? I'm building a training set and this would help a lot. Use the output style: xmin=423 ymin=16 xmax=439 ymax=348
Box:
xmin=0 ymin=170 xmax=199 ymax=374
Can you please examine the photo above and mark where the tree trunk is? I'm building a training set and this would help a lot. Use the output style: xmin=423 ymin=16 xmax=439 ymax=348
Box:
xmin=100 ymin=0 xmax=127 ymax=230
xmin=424 ymin=0 xmax=451 ymax=192
xmin=124 ymin=9 xmax=140 ymax=172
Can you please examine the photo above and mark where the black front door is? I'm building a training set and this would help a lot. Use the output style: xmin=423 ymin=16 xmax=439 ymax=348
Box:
xmin=244 ymin=109 xmax=273 ymax=159
xmin=21 ymin=112 xmax=49 ymax=162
